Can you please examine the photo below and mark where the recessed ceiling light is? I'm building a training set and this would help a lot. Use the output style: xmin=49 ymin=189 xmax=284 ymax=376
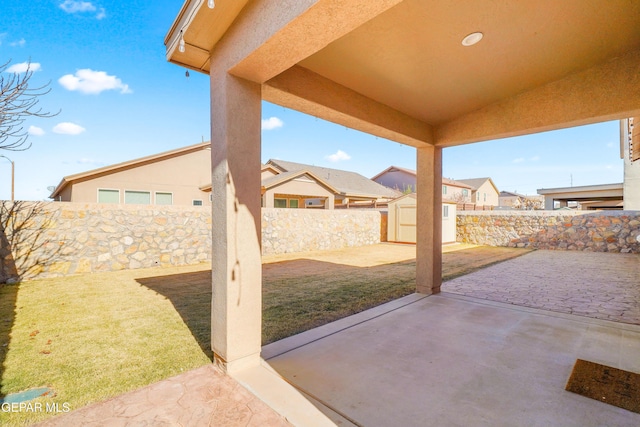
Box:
xmin=462 ymin=32 xmax=483 ymax=47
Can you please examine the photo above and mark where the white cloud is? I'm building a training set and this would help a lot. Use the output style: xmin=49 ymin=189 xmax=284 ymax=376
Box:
xmin=59 ymin=1 xmax=95 ymax=13
xmin=53 ymin=122 xmax=86 ymax=135
xmin=59 ymin=1 xmax=105 ymax=19
xmin=325 ymin=149 xmax=351 ymax=162
xmin=28 ymin=126 xmax=45 ymax=136
xmin=6 ymin=62 xmax=41 ymax=73
xmin=77 ymin=158 xmax=104 ymax=166
xmin=530 ymin=155 xmax=540 ymax=161
xmin=58 ymin=69 xmax=131 ymax=95
xmin=261 ymin=117 xmax=283 ymax=130
xmin=10 ymin=38 xmax=26 ymax=47
xmin=512 ymin=157 xmax=524 ymax=163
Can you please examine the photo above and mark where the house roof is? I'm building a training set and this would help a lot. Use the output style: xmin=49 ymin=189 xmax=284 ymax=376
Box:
xmin=260 ymin=170 xmax=339 ymax=194
xmin=370 ymin=165 xmax=417 ymax=181
xmin=267 ymin=159 xmax=400 ymax=199
xmin=457 ymin=177 xmax=499 ymax=193
xmin=50 ymin=142 xmax=211 ymax=199
xmin=499 ymin=191 xmax=526 ymax=198
xmin=371 ymin=165 xmax=473 ymax=190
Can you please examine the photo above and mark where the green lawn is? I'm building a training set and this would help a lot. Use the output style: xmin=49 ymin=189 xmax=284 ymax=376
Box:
xmin=0 ymin=244 xmax=529 ymax=425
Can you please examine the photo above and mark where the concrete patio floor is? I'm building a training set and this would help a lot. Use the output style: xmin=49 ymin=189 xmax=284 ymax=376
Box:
xmin=255 ymin=293 xmax=640 ymax=427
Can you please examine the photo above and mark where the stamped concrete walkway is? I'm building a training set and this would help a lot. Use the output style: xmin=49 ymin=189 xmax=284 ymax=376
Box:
xmin=443 ymin=250 xmax=640 ymax=325
xmin=38 ymin=364 xmax=290 ymax=426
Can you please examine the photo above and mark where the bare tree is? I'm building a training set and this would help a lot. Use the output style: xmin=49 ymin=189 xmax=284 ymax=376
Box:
xmin=0 ymin=60 xmax=57 ymax=151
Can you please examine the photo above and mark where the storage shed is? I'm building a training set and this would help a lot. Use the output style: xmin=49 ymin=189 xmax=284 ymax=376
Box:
xmin=388 ymin=194 xmax=457 ymax=244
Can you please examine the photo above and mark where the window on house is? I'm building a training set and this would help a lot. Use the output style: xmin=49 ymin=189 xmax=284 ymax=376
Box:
xmin=192 ymin=199 xmax=203 ymax=206
xmin=209 ymin=194 xmax=213 ymax=202
xmin=484 ymin=193 xmax=487 ymax=202
xmin=442 ymin=185 xmax=447 ymax=194
xmin=443 ymin=205 xmax=449 ymax=218
xmin=462 ymin=189 xmax=468 ymax=197
xmin=98 ymin=189 xmax=119 ymax=204
xmin=274 ymin=198 xmax=287 ymax=208
xmin=289 ymin=199 xmax=299 ymax=208
xmin=124 ymin=190 xmax=151 ymax=205
xmin=155 ymin=192 xmax=173 ymax=205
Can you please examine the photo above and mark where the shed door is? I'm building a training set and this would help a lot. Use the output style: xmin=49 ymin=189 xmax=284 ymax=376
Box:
xmin=396 ymin=204 xmax=417 ymax=243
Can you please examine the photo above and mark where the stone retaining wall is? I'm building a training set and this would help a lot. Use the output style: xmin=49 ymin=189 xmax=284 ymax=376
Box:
xmin=261 ymin=208 xmax=382 ymax=254
xmin=0 ymin=202 xmax=383 ymax=282
xmin=457 ymin=210 xmax=640 ymax=253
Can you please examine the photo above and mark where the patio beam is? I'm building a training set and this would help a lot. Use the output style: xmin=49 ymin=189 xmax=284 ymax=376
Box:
xmin=210 ymin=70 xmax=263 ymax=374
xmin=264 ymin=66 xmax=434 ymax=147
xmin=435 ymin=48 xmax=640 ymax=147
xmin=227 ymin=0 xmax=404 ymax=83
xmin=416 ymin=145 xmax=442 ymax=294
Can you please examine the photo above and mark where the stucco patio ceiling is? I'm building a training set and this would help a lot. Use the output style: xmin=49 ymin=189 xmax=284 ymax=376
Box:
xmin=166 ymin=0 xmax=640 ymax=147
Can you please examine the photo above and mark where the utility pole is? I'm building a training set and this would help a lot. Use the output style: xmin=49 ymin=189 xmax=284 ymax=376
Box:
xmin=0 ymin=155 xmax=14 ymax=201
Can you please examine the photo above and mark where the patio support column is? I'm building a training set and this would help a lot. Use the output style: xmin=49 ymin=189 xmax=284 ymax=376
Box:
xmin=210 ymin=70 xmax=262 ymax=373
xmin=416 ymin=145 xmax=442 ymax=294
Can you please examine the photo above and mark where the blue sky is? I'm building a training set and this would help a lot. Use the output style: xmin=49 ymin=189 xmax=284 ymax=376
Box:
xmin=1 ymin=1 xmax=624 ymax=201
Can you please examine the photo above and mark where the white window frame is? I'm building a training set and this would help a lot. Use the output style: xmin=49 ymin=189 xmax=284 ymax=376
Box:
xmin=97 ymin=188 xmax=120 ymax=204
xmin=192 ymin=199 xmax=204 ymax=206
xmin=124 ymin=189 xmax=152 ymax=205
xmin=154 ymin=191 xmax=173 ymax=205
xmin=274 ymin=198 xmax=287 ymax=208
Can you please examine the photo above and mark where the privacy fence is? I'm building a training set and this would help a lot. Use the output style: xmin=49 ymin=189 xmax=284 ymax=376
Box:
xmin=457 ymin=210 xmax=640 ymax=253
xmin=0 ymin=202 xmax=384 ymax=282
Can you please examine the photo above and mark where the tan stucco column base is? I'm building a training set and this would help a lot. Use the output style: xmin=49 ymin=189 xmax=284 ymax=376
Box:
xmin=416 ymin=145 xmax=443 ymax=295
xmin=211 ymin=72 xmax=262 ymax=373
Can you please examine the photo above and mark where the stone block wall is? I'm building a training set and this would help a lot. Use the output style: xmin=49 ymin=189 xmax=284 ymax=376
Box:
xmin=261 ymin=208 xmax=381 ymax=254
xmin=0 ymin=202 xmax=383 ymax=282
xmin=457 ymin=210 xmax=640 ymax=253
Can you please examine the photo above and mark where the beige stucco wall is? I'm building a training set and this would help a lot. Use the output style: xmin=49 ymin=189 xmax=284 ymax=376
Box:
xmin=263 ymin=177 xmax=335 ymax=208
xmin=0 ymin=202 xmax=384 ymax=282
xmin=61 ymin=149 xmax=212 ymax=206
xmin=442 ymin=183 xmax=471 ymax=203
xmin=473 ymin=181 xmax=499 ymax=206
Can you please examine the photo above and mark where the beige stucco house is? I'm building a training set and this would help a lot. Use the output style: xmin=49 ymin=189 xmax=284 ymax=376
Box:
xmin=51 ymin=142 xmax=396 ymax=209
xmin=50 ymin=142 xmax=213 ymax=206
xmin=457 ymin=177 xmax=499 ymax=207
xmin=163 ymin=1 xmax=640 ymax=417
xmin=372 ymin=165 xmax=474 ymax=203
xmin=267 ymin=159 xmax=399 ymax=207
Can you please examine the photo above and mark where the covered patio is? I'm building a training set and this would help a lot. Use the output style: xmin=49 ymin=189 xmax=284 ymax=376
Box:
xmin=163 ymin=0 xmax=640 ymax=424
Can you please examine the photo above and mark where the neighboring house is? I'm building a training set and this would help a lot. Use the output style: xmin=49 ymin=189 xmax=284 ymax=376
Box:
xmin=371 ymin=166 xmax=418 ymax=193
xmin=387 ymin=193 xmax=458 ymax=244
xmin=54 ymin=141 xmax=401 ymax=208
xmin=49 ymin=142 xmax=213 ymax=206
xmin=260 ymin=168 xmax=338 ymax=209
xmin=499 ymin=191 xmax=544 ymax=210
xmin=457 ymin=177 xmax=500 ymax=207
xmin=267 ymin=159 xmax=400 ymax=207
xmin=372 ymin=166 xmax=473 ymax=202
